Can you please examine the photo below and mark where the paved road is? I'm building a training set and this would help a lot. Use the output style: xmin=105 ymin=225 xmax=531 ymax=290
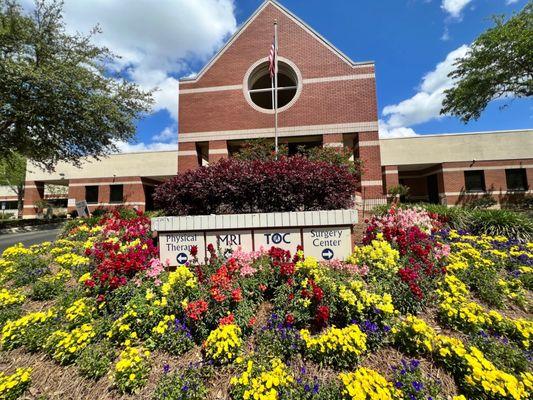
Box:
xmin=0 ymin=228 xmax=61 ymax=253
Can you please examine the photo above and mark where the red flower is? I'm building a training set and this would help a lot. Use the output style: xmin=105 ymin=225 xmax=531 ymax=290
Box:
xmin=84 ymin=279 xmax=95 ymax=288
xmin=96 ymin=294 xmax=105 ymax=303
xmin=285 ymin=314 xmax=295 ymax=325
xmin=288 ymin=293 xmax=295 ymax=301
xmin=219 ymin=314 xmax=235 ymax=325
xmin=231 ymin=287 xmax=243 ymax=302
xmin=259 ymin=283 xmax=267 ymax=292
xmin=248 ymin=317 xmax=257 ymax=327
xmin=190 ymin=245 xmax=198 ymax=257
xmin=207 ymin=243 xmax=215 ymax=253
xmin=316 ymin=305 xmax=330 ymax=326
xmin=186 ymin=300 xmax=208 ymax=320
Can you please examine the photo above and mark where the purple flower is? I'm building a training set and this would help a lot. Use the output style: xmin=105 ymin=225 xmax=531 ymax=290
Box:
xmin=163 ymin=364 xmax=170 ymax=374
xmin=412 ymin=381 xmax=423 ymax=392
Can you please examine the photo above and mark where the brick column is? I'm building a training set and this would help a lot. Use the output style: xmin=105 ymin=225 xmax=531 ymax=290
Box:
xmin=382 ymin=165 xmax=399 ymax=195
xmin=209 ymin=140 xmax=229 ymax=164
xmin=22 ymin=181 xmax=44 ymax=219
xmin=323 ymin=133 xmax=343 ymax=148
xmin=67 ymin=183 xmax=84 ymax=214
xmin=177 ymin=142 xmax=199 ymax=173
xmin=355 ymin=131 xmax=384 ymax=199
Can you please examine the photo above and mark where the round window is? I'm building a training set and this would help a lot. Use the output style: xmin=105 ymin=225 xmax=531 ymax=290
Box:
xmin=246 ymin=60 xmax=299 ymax=111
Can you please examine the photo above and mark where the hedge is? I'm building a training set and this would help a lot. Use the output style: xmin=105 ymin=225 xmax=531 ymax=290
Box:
xmin=153 ymin=156 xmax=358 ymax=215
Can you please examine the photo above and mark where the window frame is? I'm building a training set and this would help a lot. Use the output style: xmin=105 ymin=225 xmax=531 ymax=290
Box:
xmin=85 ymin=185 xmax=99 ymax=204
xmin=505 ymin=168 xmax=528 ymax=191
xmin=109 ymin=184 xmax=124 ymax=204
xmin=464 ymin=170 xmax=486 ymax=193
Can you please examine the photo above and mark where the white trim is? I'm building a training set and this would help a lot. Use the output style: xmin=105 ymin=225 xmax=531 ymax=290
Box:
xmin=93 ymin=202 xmax=146 ymax=206
xmin=442 ymin=190 xmax=533 ymax=196
xmin=180 ymin=84 xmax=242 ymax=94
xmin=209 ymin=149 xmax=229 ymax=155
xmin=303 ymin=73 xmax=374 ymax=84
xmin=68 ymin=181 xmax=142 ymax=187
xmin=180 ymin=0 xmax=373 ymax=84
xmin=379 ymin=128 xmax=533 ymax=140
xmin=323 ymin=142 xmax=343 ymax=148
xmin=179 ymin=73 xmax=375 ymax=95
xmin=361 ymin=180 xmax=383 ymax=187
xmin=177 ymin=150 xmax=198 ymax=156
xmin=384 ymin=170 xmax=398 ymax=175
xmin=242 ymin=57 xmax=303 ymax=114
xmin=179 ymin=121 xmax=379 ymax=142
xmin=442 ymin=164 xmax=533 ymax=172
xmin=358 ymin=140 xmax=380 ymax=147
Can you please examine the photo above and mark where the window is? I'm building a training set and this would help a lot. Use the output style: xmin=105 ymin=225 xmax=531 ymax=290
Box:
xmin=506 ymin=169 xmax=528 ymax=191
xmin=110 ymin=184 xmax=123 ymax=203
xmin=246 ymin=60 xmax=299 ymax=110
xmin=85 ymin=186 xmax=99 ymax=204
xmin=464 ymin=170 xmax=486 ymax=192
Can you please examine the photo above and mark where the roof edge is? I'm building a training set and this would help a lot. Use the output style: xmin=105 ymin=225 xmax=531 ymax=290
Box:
xmin=180 ymin=0 xmax=371 ymax=84
xmin=380 ymin=128 xmax=533 ymax=140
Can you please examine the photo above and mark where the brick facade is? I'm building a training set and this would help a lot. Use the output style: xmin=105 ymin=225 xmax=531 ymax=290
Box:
xmin=177 ymin=1 xmax=383 ymax=199
xmin=390 ymin=159 xmax=533 ymax=206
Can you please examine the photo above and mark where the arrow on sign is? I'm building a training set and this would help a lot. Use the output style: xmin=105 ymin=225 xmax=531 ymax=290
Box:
xmin=176 ymin=252 xmax=188 ymax=264
xmin=321 ymin=248 xmax=334 ymax=260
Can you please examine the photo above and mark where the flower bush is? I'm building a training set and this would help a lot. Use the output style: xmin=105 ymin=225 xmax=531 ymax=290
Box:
xmin=339 ymin=367 xmax=400 ymax=399
xmin=0 ymin=208 xmax=531 ymax=399
xmin=203 ymin=323 xmax=243 ymax=364
xmin=154 ymin=156 xmax=358 ymax=215
xmin=113 ymin=345 xmax=151 ymax=394
xmin=0 ymin=368 xmax=32 ymax=400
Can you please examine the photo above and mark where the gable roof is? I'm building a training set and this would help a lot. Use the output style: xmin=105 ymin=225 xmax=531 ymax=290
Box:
xmin=180 ymin=0 xmax=373 ymax=84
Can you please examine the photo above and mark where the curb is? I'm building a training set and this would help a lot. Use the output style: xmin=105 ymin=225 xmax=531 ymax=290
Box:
xmin=0 ymin=222 xmax=64 ymax=235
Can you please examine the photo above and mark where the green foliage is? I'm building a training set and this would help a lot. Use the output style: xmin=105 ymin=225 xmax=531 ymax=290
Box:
xmin=30 ymin=274 xmax=66 ymax=301
xmin=441 ymin=3 xmax=533 ymax=122
xmin=470 ymin=209 xmax=533 ymax=241
xmin=392 ymin=359 xmax=444 ymax=400
xmin=0 ymin=0 xmax=153 ymax=170
xmin=299 ymin=145 xmax=362 ymax=176
xmin=464 ymin=194 xmax=497 ymax=210
xmin=76 ymin=341 xmax=115 ymax=380
xmin=387 ymin=184 xmax=410 ymax=198
xmin=0 ymin=303 xmax=21 ymax=326
xmin=457 ymin=264 xmax=505 ymax=308
xmin=10 ymin=254 xmax=49 ymax=287
xmin=233 ymin=138 xmax=288 ymax=161
xmin=153 ymin=366 xmax=211 ymax=400
xmin=470 ymin=333 xmax=529 ymax=375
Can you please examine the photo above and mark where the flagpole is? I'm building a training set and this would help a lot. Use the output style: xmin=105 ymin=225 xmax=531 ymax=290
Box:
xmin=274 ymin=20 xmax=279 ymax=159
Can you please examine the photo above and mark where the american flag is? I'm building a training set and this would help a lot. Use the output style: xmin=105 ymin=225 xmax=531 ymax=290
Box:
xmin=268 ymin=39 xmax=276 ymax=78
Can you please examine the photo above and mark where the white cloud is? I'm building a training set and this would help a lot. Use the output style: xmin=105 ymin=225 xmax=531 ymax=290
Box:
xmin=379 ymin=45 xmax=469 ymax=138
xmin=378 ymin=121 xmax=418 ymax=138
xmin=506 ymin=0 xmax=519 ymax=4
xmin=21 ymin=0 xmax=237 ymax=124
xmin=441 ymin=0 xmax=473 ymax=18
xmin=152 ymin=126 xmax=176 ymax=143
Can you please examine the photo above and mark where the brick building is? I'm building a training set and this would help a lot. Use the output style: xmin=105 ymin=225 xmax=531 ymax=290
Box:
xmin=13 ymin=0 xmax=533 ymax=218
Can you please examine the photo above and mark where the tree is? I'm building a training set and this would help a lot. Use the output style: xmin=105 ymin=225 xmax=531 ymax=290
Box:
xmin=0 ymin=153 xmax=25 ymax=217
xmin=441 ymin=2 xmax=533 ymax=123
xmin=0 ymin=0 xmax=153 ymax=170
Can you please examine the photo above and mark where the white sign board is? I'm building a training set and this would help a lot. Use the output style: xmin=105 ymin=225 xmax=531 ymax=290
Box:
xmin=303 ymin=227 xmax=352 ymax=261
xmin=206 ymin=230 xmax=253 ymax=254
xmin=1 ymin=202 xmax=5 ymax=210
xmin=68 ymin=198 xmax=76 ymax=207
xmin=159 ymin=232 xmax=205 ymax=266
xmin=253 ymin=228 xmax=301 ymax=254
xmin=75 ymin=200 xmax=89 ymax=218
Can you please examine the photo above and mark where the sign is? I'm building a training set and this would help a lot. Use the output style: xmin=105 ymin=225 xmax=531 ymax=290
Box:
xmin=68 ymin=198 xmax=76 ymax=207
xmin=254 ymin=228 xmax=301 ymax=253
xmin=206 ymin=230 xmax=253 ymax=254
xmin=303 ymin=227 xmax=352 ymax=261
xmin=1 ymin=202 xmax=5 ymax=211
xmin=159 ymin=232 xmax=205 ymax=266
xmin=75 ymin=200 xmax=89 ymax=218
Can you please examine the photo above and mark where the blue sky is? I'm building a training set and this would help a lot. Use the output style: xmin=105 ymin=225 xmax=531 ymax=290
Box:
xmin=24 ymin=0 xmax=531 ymax=150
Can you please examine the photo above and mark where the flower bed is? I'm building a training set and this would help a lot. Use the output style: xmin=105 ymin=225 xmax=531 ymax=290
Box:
xmin=0 ymin=208 xmax=531 ymax=399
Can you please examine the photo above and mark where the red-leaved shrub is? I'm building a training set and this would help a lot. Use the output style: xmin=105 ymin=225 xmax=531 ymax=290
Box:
xmin=153 ymin=156 xmax=358 ymax=215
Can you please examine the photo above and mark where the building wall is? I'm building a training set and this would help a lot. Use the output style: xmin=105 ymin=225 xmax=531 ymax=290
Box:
xmin=177 ymin=1 xmax=382 ymax=197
